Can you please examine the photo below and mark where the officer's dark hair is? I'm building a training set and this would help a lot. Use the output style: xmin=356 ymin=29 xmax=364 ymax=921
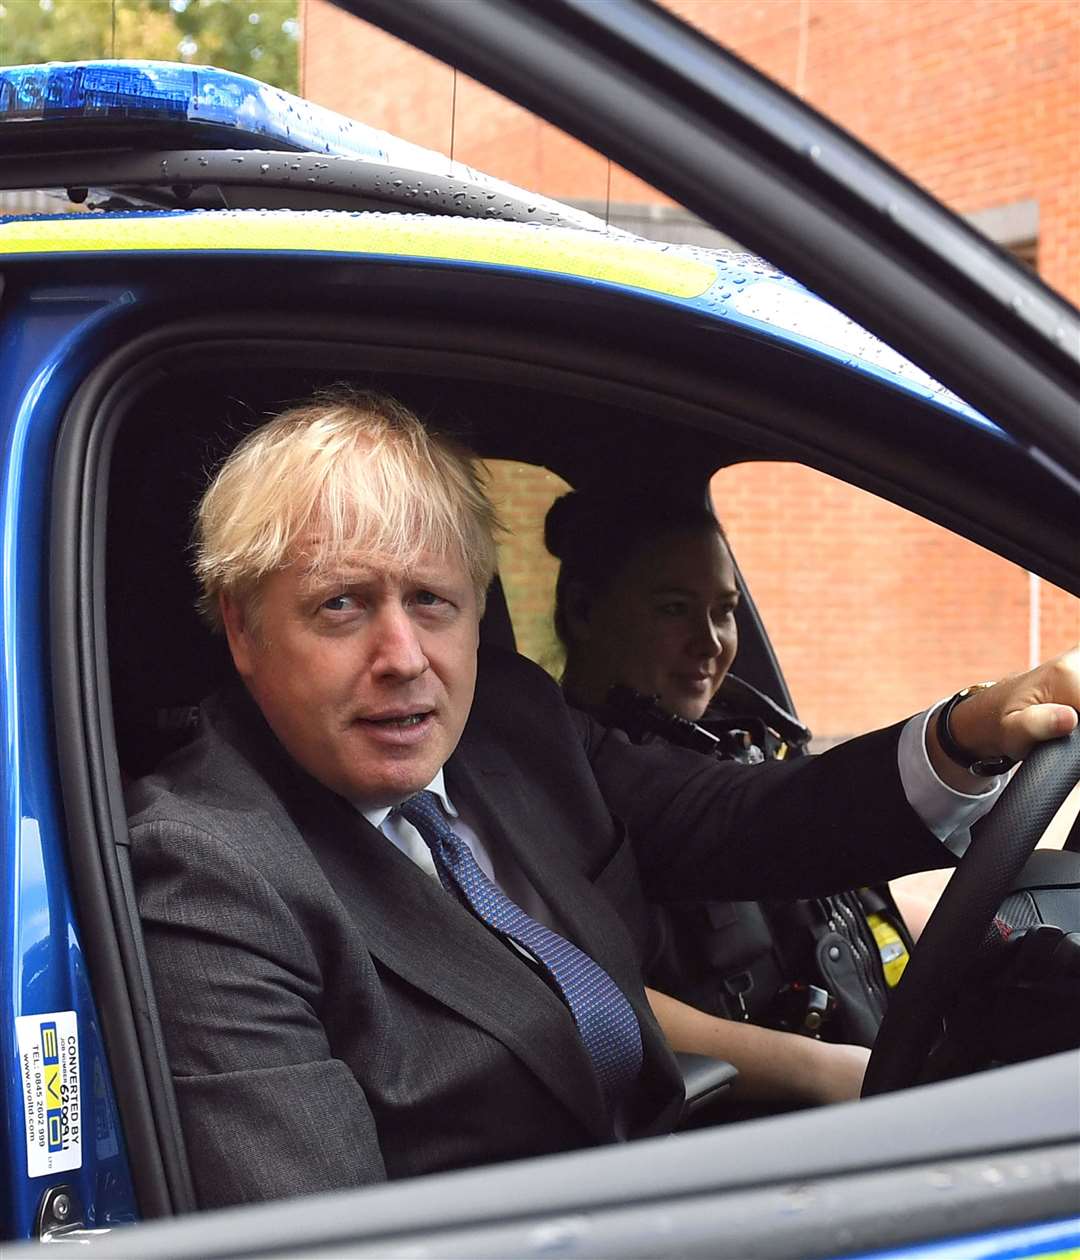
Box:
xmin=544 ymin=487 xmax=726 ymax=648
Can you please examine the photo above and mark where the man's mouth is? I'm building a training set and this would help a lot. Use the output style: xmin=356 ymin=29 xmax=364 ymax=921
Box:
xmin=351 ymin=709 xmax=437 ymax=746
xmin=359 ymin=711 xmax=433 ymax=728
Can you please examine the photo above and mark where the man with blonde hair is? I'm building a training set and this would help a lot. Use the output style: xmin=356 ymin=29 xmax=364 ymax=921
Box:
xmin=129 ymin=388 xmax=1080 ymax=1209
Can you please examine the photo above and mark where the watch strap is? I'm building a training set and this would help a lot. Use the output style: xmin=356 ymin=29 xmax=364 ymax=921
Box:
xmin=936 ymin=686 xmax=1017 ymax=777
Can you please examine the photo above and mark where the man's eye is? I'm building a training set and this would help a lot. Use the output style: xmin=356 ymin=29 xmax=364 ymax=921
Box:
xmin=657 ymin=602 xmax=688 ymax=617
xmin=321 ymin=594 xmax=358 ymax=613
xmin=414 ymin=590 xmax=447 ymax=608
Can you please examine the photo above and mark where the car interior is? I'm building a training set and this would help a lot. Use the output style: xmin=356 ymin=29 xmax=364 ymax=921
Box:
xmin=47 ymin=280 xmax=1080 ymax=1223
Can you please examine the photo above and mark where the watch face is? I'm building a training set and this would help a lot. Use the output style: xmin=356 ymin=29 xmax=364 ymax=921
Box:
xmin=969 ymin=755 xmax=1016 ymax=777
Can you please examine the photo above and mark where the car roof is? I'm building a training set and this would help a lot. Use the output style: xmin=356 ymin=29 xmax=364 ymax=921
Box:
xmin=0 ymin=204 xmax=996 ymax=440
xmin=0 ymin=56 xmax=1018 ymax=444
xmin=11 ymin=196 xmax=1072 ymax=594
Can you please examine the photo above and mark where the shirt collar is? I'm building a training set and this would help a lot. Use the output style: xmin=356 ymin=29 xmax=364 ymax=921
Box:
xmin=359 ymin=766 xmax=458 ymax=830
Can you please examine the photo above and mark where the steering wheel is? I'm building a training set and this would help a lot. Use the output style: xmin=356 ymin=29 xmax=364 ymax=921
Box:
xmin=862 ymin=726 xmax=1080 ymax=1096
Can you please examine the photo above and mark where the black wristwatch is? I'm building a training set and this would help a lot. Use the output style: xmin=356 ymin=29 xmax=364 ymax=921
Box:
xmin=935 ymin=684 xmax=1017 ymax=777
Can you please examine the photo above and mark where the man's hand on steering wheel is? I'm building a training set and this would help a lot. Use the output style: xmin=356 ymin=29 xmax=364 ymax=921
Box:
xmin=927 ymin=647 xmax=1080 ymax=794
xmin=863 ymin=646 xmax=1080 ymax=1098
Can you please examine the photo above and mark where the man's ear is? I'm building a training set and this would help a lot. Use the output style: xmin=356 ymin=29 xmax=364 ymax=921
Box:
xmin=563 ymin=579 xmax=593 ymax=643
xmin=220 ymin=591 xmax=257 ymax=678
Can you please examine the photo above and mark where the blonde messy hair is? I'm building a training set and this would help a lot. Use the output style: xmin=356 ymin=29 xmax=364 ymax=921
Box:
xmin=194 ymin=388 xmax=500 ymax=632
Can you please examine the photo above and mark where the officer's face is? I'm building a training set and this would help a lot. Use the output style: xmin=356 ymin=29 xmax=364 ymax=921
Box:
xmin=223 ymin=545 xmax=479 ymax=809
xmin=584 ymin=527 xmax=739 ymax=720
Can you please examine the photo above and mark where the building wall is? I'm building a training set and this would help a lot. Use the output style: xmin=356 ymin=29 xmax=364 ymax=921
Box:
xmin=711 ymin=462 xmax=1058 ymax=742
xmin=669 ymin=0 xmax=1078 ymax=294
xmin=301 ymin=0 xmax=1079 ymax=739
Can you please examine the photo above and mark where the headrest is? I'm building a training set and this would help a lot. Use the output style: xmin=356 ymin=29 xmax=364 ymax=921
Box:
xmin=478 ymin=574 xmax=516 ymax=652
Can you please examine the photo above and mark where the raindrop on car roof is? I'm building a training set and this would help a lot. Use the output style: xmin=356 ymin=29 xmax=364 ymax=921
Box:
xmin=779 ymin=1186 xmax=816 ymax=1213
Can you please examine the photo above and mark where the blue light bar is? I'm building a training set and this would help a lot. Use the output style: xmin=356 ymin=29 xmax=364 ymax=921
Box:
xmin=0 ymin=59 xmax=607 ymax=233
xmin=0 ymin=60 xmax=401 ymax=160
xmin=0 ymin=60 xmax=607 ymax=232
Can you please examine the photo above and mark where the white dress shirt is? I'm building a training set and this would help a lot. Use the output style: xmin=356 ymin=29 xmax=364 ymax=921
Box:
xmin=897 ymin=703 xmax=1003 ymax=853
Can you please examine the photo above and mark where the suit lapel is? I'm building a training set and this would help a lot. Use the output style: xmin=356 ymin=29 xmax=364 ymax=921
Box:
xmin=293 ymin=784 xmax=612 ymax=1139
xmin=448 ymin=728 xmax=647 ymax=1007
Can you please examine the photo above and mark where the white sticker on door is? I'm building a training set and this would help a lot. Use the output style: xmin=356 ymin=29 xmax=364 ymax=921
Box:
xmin=15 ymin=1011 xmax=82 ymax=1177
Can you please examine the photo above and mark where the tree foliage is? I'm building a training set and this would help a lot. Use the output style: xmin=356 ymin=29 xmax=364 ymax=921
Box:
xmin=0 ymin=0 xmax=300 ymax=92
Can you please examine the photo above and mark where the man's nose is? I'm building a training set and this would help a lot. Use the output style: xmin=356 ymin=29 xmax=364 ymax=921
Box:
xmin=370 ymin=605 xmax=429 ymax=679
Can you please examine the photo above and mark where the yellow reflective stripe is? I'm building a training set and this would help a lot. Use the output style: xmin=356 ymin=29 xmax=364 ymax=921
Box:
xmin=0 ymin=213 xmax=715 ymax=299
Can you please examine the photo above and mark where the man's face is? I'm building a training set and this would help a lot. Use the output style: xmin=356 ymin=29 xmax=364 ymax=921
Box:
xmin=222 ymin=546 xmax=480 ymax=810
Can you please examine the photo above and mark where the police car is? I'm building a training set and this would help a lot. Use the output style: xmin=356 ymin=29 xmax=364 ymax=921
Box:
xmin=1 ymin=1 xmax=1078 ymax=1254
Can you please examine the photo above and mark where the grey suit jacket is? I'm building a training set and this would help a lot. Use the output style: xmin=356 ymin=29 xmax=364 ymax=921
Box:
xmin=127 ymin=646 xmax=950 ymax=1208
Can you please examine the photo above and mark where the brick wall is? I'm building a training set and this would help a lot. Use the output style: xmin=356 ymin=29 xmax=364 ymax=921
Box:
xmin=712 ymin=462 xmax=1077 ymax=741
xmin=302 ymin=0 xmax=1079 ymax=738
xmin=486 ymin=461 xmax=569 ymax=676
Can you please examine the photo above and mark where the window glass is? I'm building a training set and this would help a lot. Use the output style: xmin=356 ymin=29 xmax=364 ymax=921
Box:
xmin=711 ymin=461 xmax=1080 ymax=747
xmin=712 ymin=460 xmax=1080 ymax=905
xmin=485 ymin=460 xmax=571 ymax=676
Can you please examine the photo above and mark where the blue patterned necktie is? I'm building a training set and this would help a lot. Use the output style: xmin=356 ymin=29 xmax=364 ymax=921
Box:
xmin=396 ymin=790 xmax=643 ymax=1113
